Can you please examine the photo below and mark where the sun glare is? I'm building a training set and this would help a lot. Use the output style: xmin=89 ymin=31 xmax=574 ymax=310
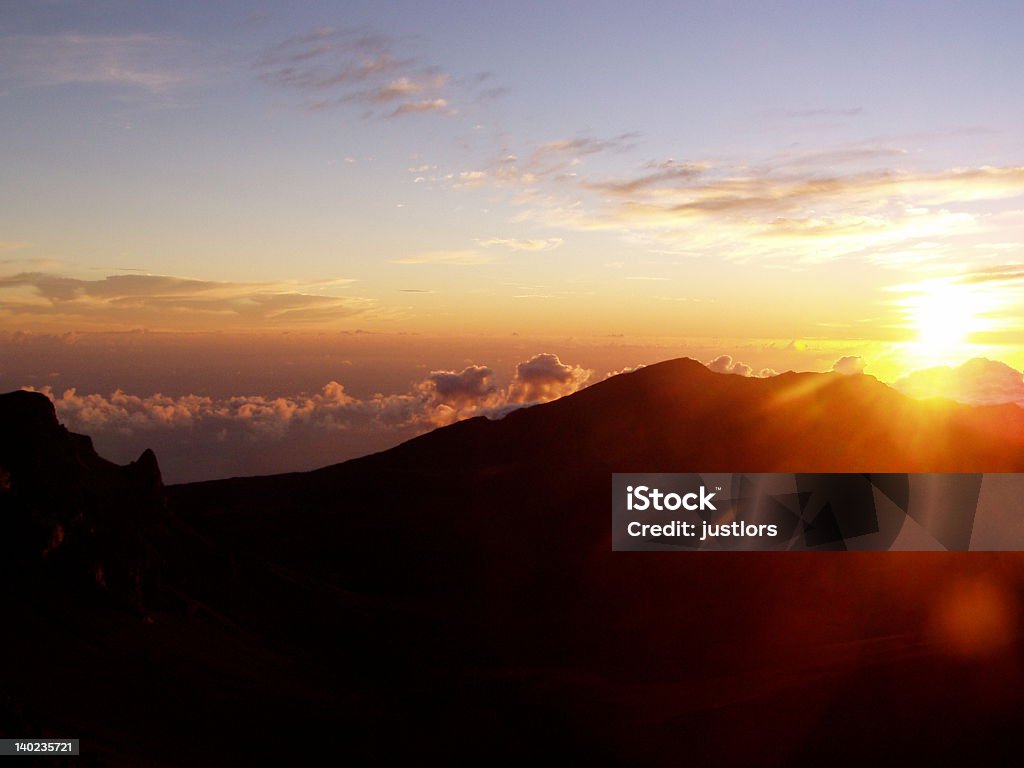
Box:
xmin=910 ymin=283 xmax=976 ymax=348
xmin=899 ymin=279 xmax=992 ymax=362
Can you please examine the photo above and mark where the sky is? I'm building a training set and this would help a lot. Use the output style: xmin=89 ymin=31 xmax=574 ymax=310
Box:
xmin=2 ymin=1 xmax=1024 ymax=480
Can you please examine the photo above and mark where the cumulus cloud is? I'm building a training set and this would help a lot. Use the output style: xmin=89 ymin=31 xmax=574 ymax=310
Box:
xmin=832 ymin=355 xmax=867 ymax=375
xmin=893 ymin=358 xmax=1024 ymax=406
xmin=28 ymin=381 xmax=413 ymax=440
xmin=507 ymin=353 xmax=592 ymax=404
xmin=707 ymin=355 xmax=752 ymax=377
xmin=705 ymin=355 xmax=776 ymax=378
xmin=26 ymin=352 xmax=594 ymax=443
xmin=419 ymin=365 xmax=495 ymax=403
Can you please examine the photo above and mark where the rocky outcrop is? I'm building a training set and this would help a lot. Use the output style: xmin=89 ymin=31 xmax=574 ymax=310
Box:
xmin=0 ymin=390 xmax=168 ymax=611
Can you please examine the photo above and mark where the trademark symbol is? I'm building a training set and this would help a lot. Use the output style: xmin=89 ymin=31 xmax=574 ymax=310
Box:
xmin=716 ymin=486 xmax=722 ymax=491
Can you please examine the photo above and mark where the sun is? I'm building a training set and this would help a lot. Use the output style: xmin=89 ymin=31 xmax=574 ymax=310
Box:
xmin=898 ymin=278 xmax=991 ymax=361
xmin=908 ymin=282 xmax=977 ymax=348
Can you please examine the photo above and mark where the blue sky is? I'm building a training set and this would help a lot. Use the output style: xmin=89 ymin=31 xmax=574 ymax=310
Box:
xmin=2 ymin=1 xmax=1024 ymax=378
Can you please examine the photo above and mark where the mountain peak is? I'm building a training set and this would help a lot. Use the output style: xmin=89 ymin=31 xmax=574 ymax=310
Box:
xmin=0 ymin=389 xmax=170 ymax=611
xmin=0 ymin=390 xmax=60 ymax=438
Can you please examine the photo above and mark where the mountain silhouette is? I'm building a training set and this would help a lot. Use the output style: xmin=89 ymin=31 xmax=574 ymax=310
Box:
xmin=3 ymin=359 xmax=1024 ymax=766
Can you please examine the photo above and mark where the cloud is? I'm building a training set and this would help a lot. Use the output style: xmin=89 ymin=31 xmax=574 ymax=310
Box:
xmin=477 ymin=237 xmax=563 ymax=252
xmin=0 ymin=33 xmax=194 ymax=93
xmin=26 ymin=353 xmax=595 ymax=442
xmin=456 ymin=141 xmax=1024 ymax=267
xmin=443 ymin=132 xmax=640 ymax=192
xmin=706 ymin=355 xmax=776 ymax=378
xmin=359 ymin=74 xmax=449 ymax=103
xmin=602 ymin=365 xmax=646 ymax=380
xmin=532 ymin=133 xmax=640 ymax=162
xmin=392 ymin=250 xmax=493 ymax=265
xmin=387 ymin=98 xmax=452 ymax=116
xmin=707 ymin=355 xmax=751 ymax=376
xmin=832 ymin=355 xmax=867 ymax=375
xmin=958 ymin=264 xmax=1024 ymax=285
xmin=586 ymin=159 xmax=708 ymax=196
xmin=507 ymin=353 xmax=592 ymax=404
xmin=582 ymin=165 xmax=1024 ymax=221
xmin=28 ymin=382 xmax=409 ymax=440
xmin=255 ymin=27 xmax=461 ymax=118
xmin=419 ymin=365 xmax=497 ymax=406
xmin=412 ymin=365 xmax=505 ymax=425
xmin=0 ymin=272 xmax=374 ymax=330
xmin=893 ymin=358 xmax=1024 ymax=406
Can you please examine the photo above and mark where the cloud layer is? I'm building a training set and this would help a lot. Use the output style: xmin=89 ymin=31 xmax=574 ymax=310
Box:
xmin=893 ymin=358 xmax=1024 ymax=406
xmin=441 ymin=131 xmax=1024 ymax=269
xmin=0 ymin=272 xmax=375 ymax=330
xmin=27 ymin=353 xmax=594 ymax=444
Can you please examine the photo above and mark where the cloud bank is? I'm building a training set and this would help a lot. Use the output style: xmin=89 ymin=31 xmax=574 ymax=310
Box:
xmin=0 ymin=272 xmax=375 ymax=331
xmin=893 ymin=358 xmax=1024 ymax=406
xmin=27 ymin=353 xmax=594 ymax=443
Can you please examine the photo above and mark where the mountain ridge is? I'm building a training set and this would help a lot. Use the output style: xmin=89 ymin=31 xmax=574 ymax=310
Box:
xmin=4 ymin=358 xmax=1024 ymax=765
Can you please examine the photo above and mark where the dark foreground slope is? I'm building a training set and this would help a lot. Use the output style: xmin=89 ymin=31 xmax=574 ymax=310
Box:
xmin=5 ymin=360 xmax=1024 ymax=766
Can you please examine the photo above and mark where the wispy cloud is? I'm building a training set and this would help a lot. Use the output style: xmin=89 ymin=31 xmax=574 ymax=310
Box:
xmin=255 ymin=27 xmax=464 ymax=118
xmin=0 ymin=272 xmax=374 ymax=330
xmin=477 ymin=237 xmax=563 ymax=252
xmin=956 ymin=264 xmax=1024 ymax=285
xmin=392 ymin=249 xmax=493 ymax=265
xmin=435 ymin=132 xmax=641 ymax=192
xmin=532 ymin=133 xmax=640 ymax=163
xmin=388 ymin=97 xmax=452 ymax=116
xmin=500 ymin=157 xmax=1024 ymax=267
xmin=0 ymin=32 xmax=195 ymax=93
